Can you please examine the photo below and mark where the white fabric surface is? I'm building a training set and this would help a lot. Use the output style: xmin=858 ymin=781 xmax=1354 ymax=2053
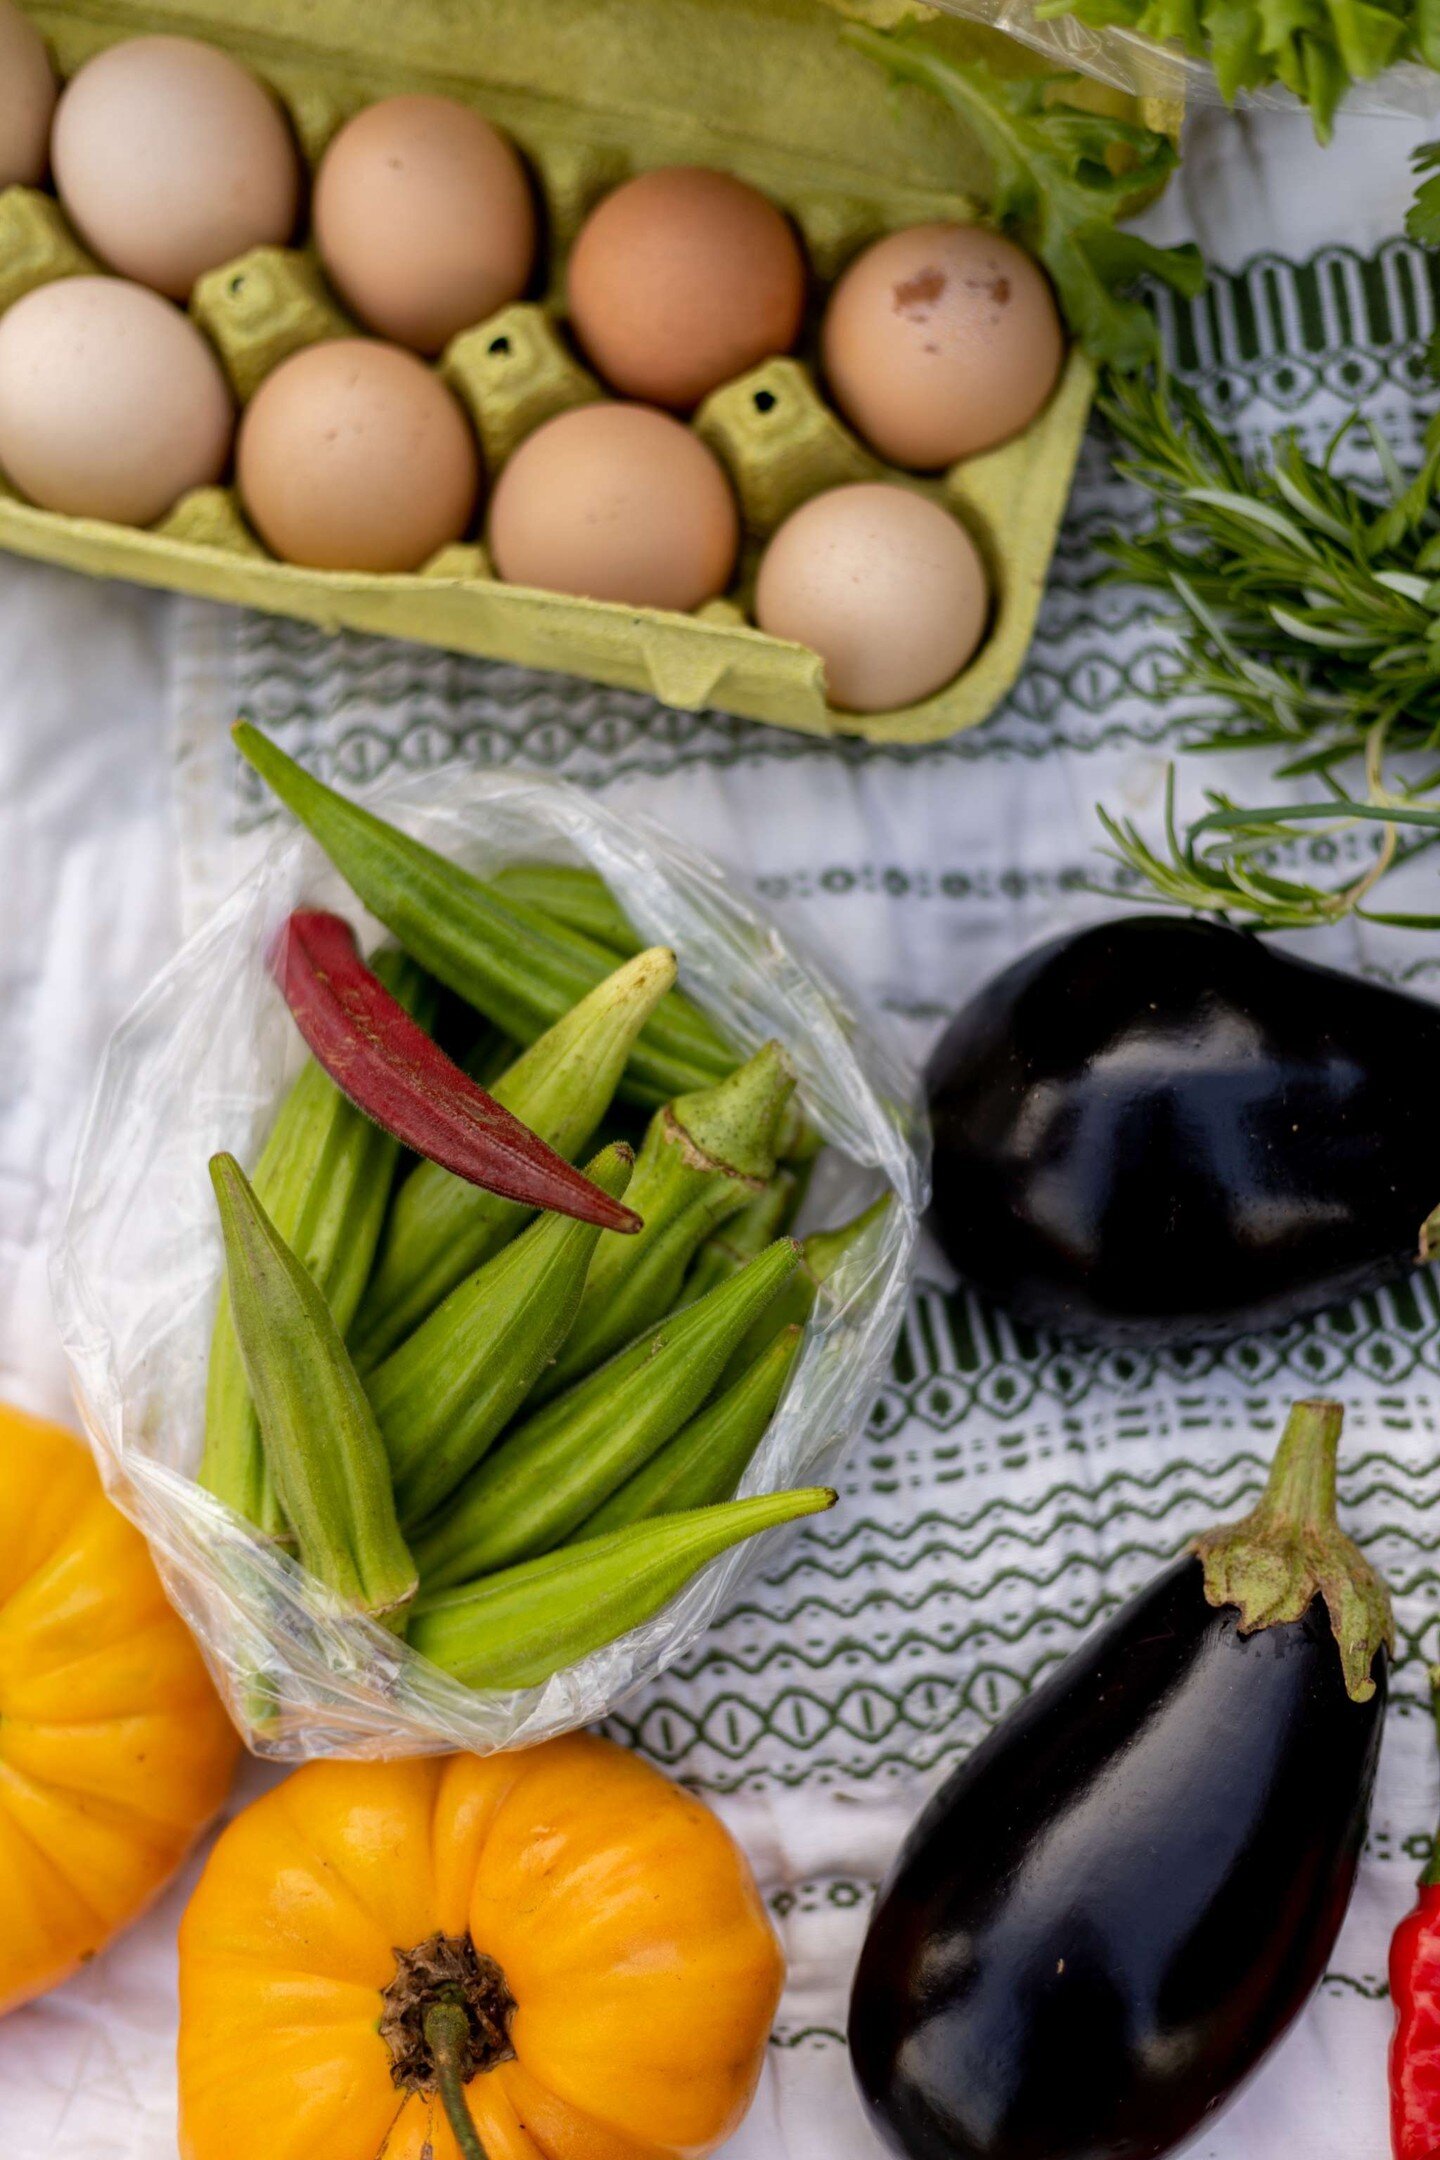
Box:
xmin=0 ymin=98 xmax=1436 ymax=2160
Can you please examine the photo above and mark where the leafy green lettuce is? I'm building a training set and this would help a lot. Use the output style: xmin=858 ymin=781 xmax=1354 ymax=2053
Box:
xmin=1032 ymin=0 xmax=1415 ymax=140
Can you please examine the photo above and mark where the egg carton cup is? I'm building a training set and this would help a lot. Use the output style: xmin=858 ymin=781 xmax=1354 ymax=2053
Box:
xmin=0 ymin=0 xmax=1167 ymax=744
xmin=50 ymin=765 xmax=928 ymax=1759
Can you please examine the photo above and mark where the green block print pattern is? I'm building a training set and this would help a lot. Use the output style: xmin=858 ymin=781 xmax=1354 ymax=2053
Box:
xmin=215 ymin=237 xmax=1440 ymax=815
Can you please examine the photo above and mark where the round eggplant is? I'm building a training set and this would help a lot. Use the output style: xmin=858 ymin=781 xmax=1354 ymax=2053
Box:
xmin=849 ymin=1400 xmax=1393 ymax=2160
xmin=925 ymin=913 xmax=1440 ymax=1344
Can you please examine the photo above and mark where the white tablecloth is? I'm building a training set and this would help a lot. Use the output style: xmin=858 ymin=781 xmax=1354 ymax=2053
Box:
xmin=2 ymin=96 xmax=1438 ymax=2160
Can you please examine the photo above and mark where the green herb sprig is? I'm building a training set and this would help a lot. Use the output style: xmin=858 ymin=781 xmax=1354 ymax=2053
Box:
xmin=845 ymin=25 xmax=1204 ymax=370
xmin=1096 ymin=764 xmax=1440 ymax=930
xmin=1092 ymin=371 xmax=1440 ymax=929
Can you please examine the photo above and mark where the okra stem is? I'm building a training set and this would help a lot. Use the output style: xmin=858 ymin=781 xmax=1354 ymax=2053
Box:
xmin=410 ymin=1487 xmax=836 ymax=1690
xmin=210 ymin=1153 xmax=417 ymax=1629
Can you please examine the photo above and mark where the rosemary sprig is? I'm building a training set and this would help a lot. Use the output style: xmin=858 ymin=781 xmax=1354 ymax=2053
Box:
xmin=1102 ymin=372 xmax=1440 ymax=759
xmin=1096 ymin=765 xmax=1440 ymax=931
xmin=1092 ymin=370 xmax=1440 ymax=930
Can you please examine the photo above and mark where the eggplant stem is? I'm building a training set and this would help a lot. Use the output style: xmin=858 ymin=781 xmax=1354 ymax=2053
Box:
xmin=422 ymin=2001 xmax=489 ymax=2160
xmin=1193 ymin=1397 xmax=1394 ymax=1705
xmin=1250 ymin=1399 xmax=1343 ymax=1533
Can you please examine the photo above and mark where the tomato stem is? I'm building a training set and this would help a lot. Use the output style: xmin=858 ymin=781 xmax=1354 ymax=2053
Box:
xmin=423 ymin=2000 xmax=489 ymax=2160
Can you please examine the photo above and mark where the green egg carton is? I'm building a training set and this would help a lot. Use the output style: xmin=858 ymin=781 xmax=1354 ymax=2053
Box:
xmin=2 ymin=0 xmax=1159 ymax=743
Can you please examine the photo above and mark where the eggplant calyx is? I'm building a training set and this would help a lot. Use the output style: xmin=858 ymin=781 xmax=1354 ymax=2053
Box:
xmin=1193 ymin=1398 xmax=1395 ymax=1705
xmin=1420 ymin=1202 xmax=1440 ymax=1266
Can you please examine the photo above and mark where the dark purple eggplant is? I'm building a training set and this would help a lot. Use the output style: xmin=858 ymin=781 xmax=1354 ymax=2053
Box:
xmin=925 ymin=913 xmax=1440 ymax=1345
xmin=848 ymin=1399 xmax=1393 ymax=2160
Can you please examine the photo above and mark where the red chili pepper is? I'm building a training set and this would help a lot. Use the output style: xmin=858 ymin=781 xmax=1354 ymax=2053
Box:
xmin=272 ymin=910 xmax=643 ymax=1236
xmin=1391 ymin=1668 xmax=1440 ymax=2160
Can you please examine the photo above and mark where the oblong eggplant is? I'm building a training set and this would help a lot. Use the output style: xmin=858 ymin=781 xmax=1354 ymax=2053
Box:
xmin=925 ymin=913 xmax=1440 ymax=1344
xmin=849 ymin=1400 xmax=1393 ymax=2160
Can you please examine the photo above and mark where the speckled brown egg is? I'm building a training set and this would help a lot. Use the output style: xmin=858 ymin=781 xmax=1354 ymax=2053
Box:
xmin=236 ymin=339 xmax=479 ymax=573
xmin=51 ymin=36 xmax=300 ymax=300
xmin=0 ymin=0 xmax=57 ymax=188
xmin=821 ymin=224 xmax=1064 ymax=470
xmin=567 ymin=167 xmax=806 ymax=410
xmin=0 ymin=275 xmax=233 ymax=524
xmin=488 ymin=401 xmax=738 ymax=610
xmin=754 ymin=482 xmax=989 ymax=713
xmin=314 ymin=95 xmax=536 ymax=356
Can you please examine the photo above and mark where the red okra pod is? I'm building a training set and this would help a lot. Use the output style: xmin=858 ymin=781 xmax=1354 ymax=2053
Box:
xmin=272 ymin=909 xmax=643 ymax=1236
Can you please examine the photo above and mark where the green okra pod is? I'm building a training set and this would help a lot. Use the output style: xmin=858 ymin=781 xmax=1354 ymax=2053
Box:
xmin=576 ymin=1323 xmax=804 ymax=1539
xmin=209 ymin=1154 xmax=418 ymax=1629
xmin=352 ymin=945 xmax=677 ymax=1367
xmin=490 ymin=863 xmax=644 ymax=958
xmin=683 ymin=1168 xmax=805 ymax=1306
xmin=416 ymin=1236 xmax=802 ymax=1586
xmin=532 ymin=1041 xmax=797 ymax=1402
xmin=366 ymin=1143 xmax=636 ymax=1528
xmin=721 ymin=1192 xmax=897 ymax=1386
xmin=410 ymin=1485 xmax=835 ymax=1690
xmin=233 ymin=723 xmax=733 ymax=1104
xmin=200 ymin=946 xmax=434 ymax=1539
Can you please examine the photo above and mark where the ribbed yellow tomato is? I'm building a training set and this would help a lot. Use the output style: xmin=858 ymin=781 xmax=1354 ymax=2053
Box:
xmin=179 ymin=1737 xmax=784 ymax=2160
xmin=0 ymin=1404 xmax=239 ymax=2015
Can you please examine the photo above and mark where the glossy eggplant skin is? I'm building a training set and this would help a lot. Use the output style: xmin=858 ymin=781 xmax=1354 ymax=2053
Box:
xmin=849 ymin=1557 xmax=1386 ymax=2160
xmin=925 ymin=914 xmax=1440 ymax=1344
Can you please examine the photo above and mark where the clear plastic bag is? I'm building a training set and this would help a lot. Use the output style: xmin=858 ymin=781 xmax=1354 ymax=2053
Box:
xmin=928 ymin=0 xmax=1440 ymax=118
xmin=50 ymin=766 xmax=927 ymax=1760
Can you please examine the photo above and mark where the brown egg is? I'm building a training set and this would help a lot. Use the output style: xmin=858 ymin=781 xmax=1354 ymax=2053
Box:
xmin=237 ymin=340 xmax=479 ymax=573
xmin=314 ymin=96 xmax=536 ymax=356
xmin=567 ymin=167 xmax=806 ymax=410
xmin=755 ymin=482 xmax=988 ymax=713
xmin=821 ymin=224 xmax=1064 ymax=470
xmin=488 ymin=402 xmax=737 ymax=610
xmin=52 ymin=36 xmax=300 ymax=301
xmin=0 ymin=0 xmax=56 ymax=188
xmin=0 ymin=276 xmax=233 ymax=524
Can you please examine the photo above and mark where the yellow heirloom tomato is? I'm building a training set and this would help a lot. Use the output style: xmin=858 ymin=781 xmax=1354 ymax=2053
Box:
xmin=0 ymin=1404 xmax=239 ymax=2015
xmin=179 ymin=1736 xmax=784 ymax=2160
